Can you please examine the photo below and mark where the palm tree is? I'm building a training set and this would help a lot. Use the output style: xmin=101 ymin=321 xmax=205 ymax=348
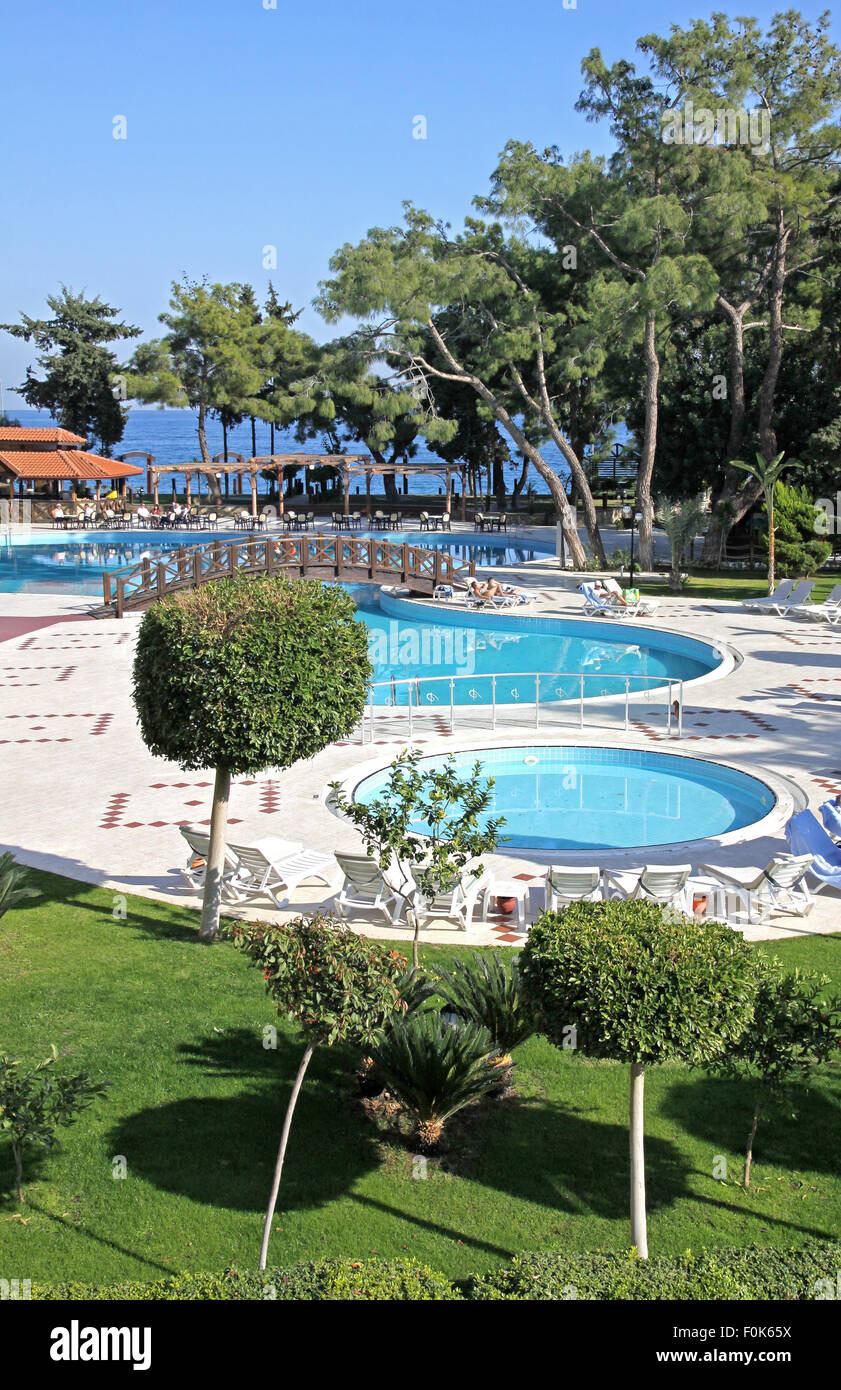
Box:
xmin=372 ymin=1012 xmax=500 ymax=1150
xmin=655 ymin=492 xmax=711 ymax=592
xmin=731 ymin=452 xmax=795 ymax=592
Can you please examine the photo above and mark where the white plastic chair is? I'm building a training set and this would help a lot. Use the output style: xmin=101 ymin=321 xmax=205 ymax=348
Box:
xmin=544 ymin=866 xmax=603 ymax=912
xmin=604 ymin=864 xmax=693 ymax=913
xmin=225 ymin=840 xmax=337 ymax=908
xmin=696 ymin=854 xmax=815 ymax=923
xmin=333 ymin=853 xmax=404 ymax=925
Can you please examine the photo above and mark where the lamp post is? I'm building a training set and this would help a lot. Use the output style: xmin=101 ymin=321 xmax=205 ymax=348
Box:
xmin=623 ymin=505 xmax=643 ymax=585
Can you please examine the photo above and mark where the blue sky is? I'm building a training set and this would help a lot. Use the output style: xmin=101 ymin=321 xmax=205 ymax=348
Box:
xmin=1 ymin=0 xmax=838 ymax=405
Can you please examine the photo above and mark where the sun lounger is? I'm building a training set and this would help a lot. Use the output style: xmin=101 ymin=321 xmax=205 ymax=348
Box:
xmin=789 ymin=584 xmax=841 ymax=622
xmin=413 ymin=867 xmax=488 ymax=931
xmin=544 ymin=866 xmax=603 ymax=911
xmin=464 ymin=576 xmax=518 ymax=609
xmin=178 ymin=825 xmax=241 ymax=892
xmin=785 ymin=810 xmax=841 ymax=892
xmin=742 ymin=579 xmax=815 ymax=616
xmin=741 ymin=579 xmax=796 ymax=611
xmin=604 ymin=864 xmax=693 ymax=912
xmin=225 ymin=839 xmax=337 ymax=908
xmin=695 ymin=853 xmax=816 ymax=922
xmin=333 ymin=852 xmax=405 ymax=925
xmin=579 ymin=583 xmax=631 ymax=620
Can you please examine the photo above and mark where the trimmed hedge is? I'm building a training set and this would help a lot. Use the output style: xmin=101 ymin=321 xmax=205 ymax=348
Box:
xmin=33 ymin=1259 xmax=459 ymax=1302
xmin=32 ymin=1242 xmax=841 ymax=1301
xmin=465 ymin=1242 xmax=841 ymax=1301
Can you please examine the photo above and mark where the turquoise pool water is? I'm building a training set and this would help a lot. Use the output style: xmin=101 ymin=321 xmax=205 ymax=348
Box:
xmin=353 ymin=746 xmax=775 ymax=850
xmin=0 ymin=528 xmax=550 ymax=595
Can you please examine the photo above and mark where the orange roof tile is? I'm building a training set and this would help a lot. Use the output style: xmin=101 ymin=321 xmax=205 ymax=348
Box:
xmin=0 ymin=451 xmax=144 ymax=481
xmin=0 ymin=427 xmax=87 ymax=445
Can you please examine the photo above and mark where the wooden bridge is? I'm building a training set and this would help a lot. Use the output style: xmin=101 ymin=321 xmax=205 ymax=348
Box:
xmin=101 ymin=534 xmax=476 ymax=617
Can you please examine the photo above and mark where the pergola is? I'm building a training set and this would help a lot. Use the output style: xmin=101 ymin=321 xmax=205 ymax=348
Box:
xmin=145 ymin=454 xmax=468 ymax=519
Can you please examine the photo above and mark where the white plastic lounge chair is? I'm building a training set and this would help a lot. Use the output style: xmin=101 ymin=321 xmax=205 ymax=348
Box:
xmin=544 ymin=866 xmax=603 ymax=911
xmin=225 ymin=839 xmax=337 ymax=908
xmin=333 ymin=853 xmax=405 ymax=925
xmin=775 ymin=581 xmax=815 ymax=615
xmin=604 ymin=864 xmax=693 ymax=913
xmin=464 ymin=576 xmax=517 ymax=609
xmin=696 ymin=853 xmax=816 ymax=923
xmin=789 ymin=584 xmax=841 ymax=622
xmin=413 ymin=867 xmax=488 ymax=932
xmin=178 ymin=825 xmax=240 ymax=892
xmin=579 ymin=583 xmax=631 ymax=620
xmin=601 ymin=578 xmax=660 ymax=617
xmin=741 ymin=578 xmax=796 ymax=611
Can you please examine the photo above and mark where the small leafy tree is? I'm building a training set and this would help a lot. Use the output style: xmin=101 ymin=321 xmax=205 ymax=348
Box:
xmin=371 ymin=1012 xmax=501 ymax=1150
xmin=712 ymin=957 xmax=841 ymax=1188
xmin=133 ymin=575 xmax=371 ymax=941
xmin=228 ymin=914 xmax=407 ymax=1269
xmin=0 ymin=1046 xmax=109 ymax=1202
xmin=520 ymin=901 xmax=757 ymax=1259
xmin=434 ymin=952 xmax=534 ymax=1068
xmin=767 ymin=481 xmax=832 ymax=578
xmin=655 ymin=492 xmax=710 ymax=592
xmin=731 ymin=452 xmax=795 ymax=591
xmin=0 ymin=853 xmax=38 ymax=919
xmin=330 ymin=749 xmax=505 ymax=970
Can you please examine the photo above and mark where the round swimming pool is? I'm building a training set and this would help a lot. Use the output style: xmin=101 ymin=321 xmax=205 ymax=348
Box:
xmin=352 ymin=746 xmax=776 ymax=850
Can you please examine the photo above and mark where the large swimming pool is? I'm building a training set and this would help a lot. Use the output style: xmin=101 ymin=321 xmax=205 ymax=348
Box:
xmin=0 ymin=528 xmax=551 ymax=595
xmin=353 ymin=746 xmax=775 ymax=850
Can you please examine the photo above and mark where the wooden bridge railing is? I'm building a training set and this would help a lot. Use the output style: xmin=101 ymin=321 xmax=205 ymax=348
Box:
xmin=102 ymin=534 xmax=477 ymax=616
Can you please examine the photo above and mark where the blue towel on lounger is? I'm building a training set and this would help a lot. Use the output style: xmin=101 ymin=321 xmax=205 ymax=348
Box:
xmin=819 ymin=799 xmax=841 ymax=841
xmin=785 ymin=810 xmax=841 ymax=886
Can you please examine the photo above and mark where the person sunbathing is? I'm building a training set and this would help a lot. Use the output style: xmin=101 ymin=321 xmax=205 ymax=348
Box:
xmin=471 ymin=577 xmax=521 ymax=599
xmin=593 ymin=577 xmax=630 ymax=605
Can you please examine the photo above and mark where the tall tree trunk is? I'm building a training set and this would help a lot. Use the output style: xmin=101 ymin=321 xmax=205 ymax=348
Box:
xmin=13 ymin=1142 xmax=23 ymax=1203
xmin=492 ymin=453 xmax=506 ymax=505
xmin=758 ymin=220 xmax=790 ymax=463
xmin=700 ymin=302 xmax=753 ymax=565
xmin=636 ymin=313 xmax=659 ymax=572
xmin=199 ymin=764 xmax=231 ymax=941
xmin=198 ymin=403 xmax=222 ymax=504
xmin=259 ymin=1043 xmax=315 ymax=1271
xmin=743 ymin=1098 xmax=761 ymax=1189
xmin=629 ymin=1063 xmax=648 ymax=1259
xmin=511 ymin=455 xmax=530 ymax=510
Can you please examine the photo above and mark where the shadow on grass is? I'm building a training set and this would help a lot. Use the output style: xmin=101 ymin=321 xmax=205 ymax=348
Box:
xmin=7 ymin=863 xmax=204 ymax=945
xmin=661 ymin=1075 xmax=841 ymax=1184
xmin=108 ymin=1037 xmax=377 ymax=1215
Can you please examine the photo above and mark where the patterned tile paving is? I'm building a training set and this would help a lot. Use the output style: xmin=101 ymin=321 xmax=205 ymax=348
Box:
xmin=0 ymin=711 xmax=113 ymax=743
xmin=0 ymin=665 xmax=76 ymax=688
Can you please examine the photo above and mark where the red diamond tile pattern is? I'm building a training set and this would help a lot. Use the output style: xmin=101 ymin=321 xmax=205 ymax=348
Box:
xmin=0 ymin=665 xmax=76 ymax=688
xmin=0 ymin=712 xmax=113 ymax=744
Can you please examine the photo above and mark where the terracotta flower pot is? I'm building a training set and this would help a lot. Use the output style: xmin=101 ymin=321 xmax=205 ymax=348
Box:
xmin=495 ymin=895 xmax=517 ymax=916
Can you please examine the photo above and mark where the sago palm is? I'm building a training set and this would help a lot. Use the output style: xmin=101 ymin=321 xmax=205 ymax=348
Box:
xmin=434 ymin=951 xmax=534 ymax=1067
xmin=371 ymin=1012 xmax=500 ymax=1150
xmin=0 ymin=853 xmax=37 ymax=920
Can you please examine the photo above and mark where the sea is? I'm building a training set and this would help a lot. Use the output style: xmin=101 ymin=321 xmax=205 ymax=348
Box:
xmin=7 ymin=407 xmax=580 ymax=502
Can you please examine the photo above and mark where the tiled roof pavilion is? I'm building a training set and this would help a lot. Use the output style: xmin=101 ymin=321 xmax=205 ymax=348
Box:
xmin=0 ymin=426 xmax=87 ymax=448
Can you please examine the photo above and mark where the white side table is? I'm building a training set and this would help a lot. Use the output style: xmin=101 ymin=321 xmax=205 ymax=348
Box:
xmin=481 ymin=877 xmax=530 ymax=929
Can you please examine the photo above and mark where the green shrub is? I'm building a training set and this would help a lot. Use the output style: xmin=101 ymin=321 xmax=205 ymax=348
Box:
xmin=465 ymin=1241 xmax=841 ymax=1301
xmin=34 ymin=1258 xmax=459 ymax=1302
xmin=32 ymin=1242 xmax=841 ymax=1300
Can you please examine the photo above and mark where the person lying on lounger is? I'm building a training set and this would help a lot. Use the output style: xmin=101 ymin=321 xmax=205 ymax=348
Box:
xmin=471 ymin=577 xmax=522 ymax=599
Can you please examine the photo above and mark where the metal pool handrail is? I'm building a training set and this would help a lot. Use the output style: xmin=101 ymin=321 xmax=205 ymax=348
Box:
xmin=362 ymin=670 xmax=685 ymax=741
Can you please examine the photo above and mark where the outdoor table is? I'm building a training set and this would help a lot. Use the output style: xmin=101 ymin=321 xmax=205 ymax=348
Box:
xmin=480 ymin=876 xmax=531 ymax=929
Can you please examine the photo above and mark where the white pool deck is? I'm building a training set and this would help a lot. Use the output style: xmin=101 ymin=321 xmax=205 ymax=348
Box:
xmin=1 ymin=521 xmax=839 ymax=949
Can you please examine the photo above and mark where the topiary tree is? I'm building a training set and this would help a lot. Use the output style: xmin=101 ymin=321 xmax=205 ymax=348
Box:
xmin=330 ymin=749 xmax=504 ymax=971
xmin=0 ymin=1046 xmax=109 ymax=1202
xmin=132 ymin=575 xmax=371 ymax=941
xmin=227 ymin=914 xmax=407 ymax=1269
xmin=712 ymin=956 xmax=841 ymax=1188
xmin=520 ymin=901 xmax=758 ymax=1259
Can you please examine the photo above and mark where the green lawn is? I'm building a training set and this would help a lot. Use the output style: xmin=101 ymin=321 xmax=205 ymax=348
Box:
xmin=641 ymin=570 xmax=841 ymax=604
xmin=1 ymin=870 xmax=840 ymax=1286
